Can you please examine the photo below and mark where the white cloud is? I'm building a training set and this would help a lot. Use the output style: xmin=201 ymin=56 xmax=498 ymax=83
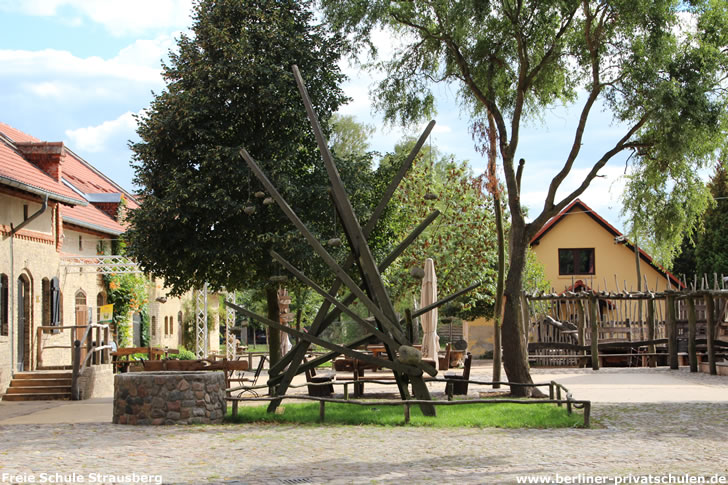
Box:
xmin=65 ymin=111 xmax=138 ymax=153
xmin=0 ymin=0 xmax=194 ymax=36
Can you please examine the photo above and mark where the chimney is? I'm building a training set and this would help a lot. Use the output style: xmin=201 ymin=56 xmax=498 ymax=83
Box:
xmin=15 ymin=142 xmax=65 ymax=182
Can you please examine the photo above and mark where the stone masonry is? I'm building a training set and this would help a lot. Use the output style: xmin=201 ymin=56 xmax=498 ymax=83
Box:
xmin=113 ymin=371 xmax=225 ymax=425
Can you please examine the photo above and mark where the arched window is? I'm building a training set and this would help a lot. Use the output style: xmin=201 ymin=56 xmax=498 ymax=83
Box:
xmin=75 ymin=290 xmax=87 ymax=327
xmin=96 ymin=292 xmax=106 ymax=324
xmin=178 ymin=311 xmax=183 ymax=346
xmin=151 ymin=316 xmax=157 ymax=337
xmin=75 ymin=290 xmax=87 ymax=309
xmin=0 ymin=274 xmax=8 ymax=336
xmin=164 ymin=316 xmax=168 ymax=335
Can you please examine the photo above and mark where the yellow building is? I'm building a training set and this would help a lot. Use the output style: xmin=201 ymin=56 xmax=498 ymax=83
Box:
xmin=464 ymin=199 xmax=681 ymax=357
xmin=530 ymin=199 xmax=680 ymax=294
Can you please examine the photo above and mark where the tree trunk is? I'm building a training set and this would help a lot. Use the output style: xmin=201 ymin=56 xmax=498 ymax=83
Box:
xmin=492 ymin=192 xmax=505 ymax=388
xmin=266 ymin=286 xmax=281 ymax=366
xmin=501 ymin=224 xmax=534 ymax=397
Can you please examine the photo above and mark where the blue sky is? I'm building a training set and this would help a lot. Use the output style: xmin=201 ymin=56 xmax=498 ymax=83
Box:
xmin=0 ymin=1 xmax=637 ymax=232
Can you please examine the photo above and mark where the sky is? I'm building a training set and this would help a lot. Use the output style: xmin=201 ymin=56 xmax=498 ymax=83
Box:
xmin=0 ymin=1 xmax=637 ymax=232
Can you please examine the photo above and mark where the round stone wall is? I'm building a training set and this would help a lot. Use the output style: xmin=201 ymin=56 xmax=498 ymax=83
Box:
xmin=113 ymin=372 xmax=226 ymax=425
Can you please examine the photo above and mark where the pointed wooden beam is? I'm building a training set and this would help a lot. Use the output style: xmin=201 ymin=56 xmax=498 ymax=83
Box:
xmin=266 ymin=121 xmax=436 ymax=398
xmin=270 ymin=250 xmax=400 ymax=350
xmin=410 ymin=282 xmax=482 ymax=320
xmin=268 ymin=334 xmax=378 ymax=385
xmin=224 ymin=301 xmax=419 ymax=375
xmin=240 ymin=148 xmax=402 ymax=340
xmin=270 ymin=210 xmax=440 ymax=375
xmin=292 ymin=65 xmax=405 ymax=343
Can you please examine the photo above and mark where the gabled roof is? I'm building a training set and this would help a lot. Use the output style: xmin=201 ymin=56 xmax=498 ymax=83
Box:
xmin=0 ymin=121 xmax=138 ymax=235
xmin=530 ymin=199 xmax=683 ymax=288
xmin=0 ymin=124 xmax=86 ymax=205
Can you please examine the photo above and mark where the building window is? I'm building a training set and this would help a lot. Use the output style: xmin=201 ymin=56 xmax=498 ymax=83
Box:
xmin=23 ymin=204 xmax=29 ymax=221
xmin=78 ymin=235 xmax=83 ymax=251
xmin=559 ymin=248 xmax=595 ymax=275
xmin=151 ymin=316 xmax=157 ymax=337
xmin=164 ymin=316 xmax=168 ymax=335
xmin=96 ymin=292 xmax=106 ymax=323
xmin=1 ymin=274 xmax=8 ymax=336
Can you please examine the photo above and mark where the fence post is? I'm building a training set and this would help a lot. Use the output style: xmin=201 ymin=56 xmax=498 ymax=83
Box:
xmin=549 ymin=381 xmax=555 ymax=400
xmin=589 ymin=296 xmax=599 ymax=371
xmin=103 ymin=327 xmax=110 ymax=364
xmin=686 ymin=297 xmax=698 ymax=373
xmin=666 ymin=294 xmax=678 ymax=370
xmin=404 ymin=403 xmax=410 ymax=424
xmin=647 ymin=299 xmax=656 ymax=368
xmin=583 ymin=402 xmax=591 ymax=428
xmin=576 ymin=299 xmax=587 ymax=368
xmin=556 ymin=385 xmax=562 ymax=406
xmin=704 ymin=294 xmax=717 ymax=375
xmin=318 ymin=400 xmax=325 ymax=423
xmin=70 ymin=340 xmax=81 ymax=400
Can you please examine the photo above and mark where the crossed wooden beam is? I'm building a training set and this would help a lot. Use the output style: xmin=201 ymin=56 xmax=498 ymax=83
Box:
xmin=227 ymin=65 xmax=480 ymax=416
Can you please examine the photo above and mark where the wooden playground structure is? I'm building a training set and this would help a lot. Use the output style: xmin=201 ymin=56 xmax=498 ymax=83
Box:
xmin=525 ymin=276 xmax=728 ymax=374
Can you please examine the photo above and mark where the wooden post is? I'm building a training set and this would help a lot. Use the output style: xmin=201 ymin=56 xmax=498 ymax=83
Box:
xmin=704 ymin=294 xmax=717 ymax=375
xmin=686 ymin=297 xmax=698 ymax=373
xmin=70 ymin=340 xmax=81 ymax=400
xmin=405 ymin=309 xmax=414 ymax=344
xmin=583 ymin=402 xmax=591 ymax=428
xmin=232 ymin=400 xmax=238 ymax=418
xmin=589 ymin=296 xmax=599 ymax=371
xmin=549 ymin=381 xmax=555 ymax=400
xmin=343 ymin=383 xmax=349 ymax=401
xmin=318 ymin=400 xmax=325 ymax=423
xmin=666 ymin=294 xmax=678 ymax=369
xmin=576 ymin=299 xmax=586 ymax=368
xmin=647 ymin=299 xmax=656 ymax=368
xmin=95 ymin=325 xmax=101 ymax=365
xmin=403 ymin=403 xmax=410 ymax=424
xmin=556 ymin=385 xmax=562 ymax=407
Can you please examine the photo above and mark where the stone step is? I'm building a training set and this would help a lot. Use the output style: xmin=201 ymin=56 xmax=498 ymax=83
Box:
xmin=9 ymin=378 xmax=72 ymax=387
xmin=13 ymin=372 xmax=72 ymax=380
xmin=2 ymin=392 xmax=71 ymax=401
xmin=6 ymin=386 xmax=71 ymax=394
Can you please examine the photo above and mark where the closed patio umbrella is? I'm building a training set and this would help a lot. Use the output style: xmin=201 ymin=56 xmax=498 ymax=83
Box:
xmin=419 ymin=258 xmax=440 ymax=362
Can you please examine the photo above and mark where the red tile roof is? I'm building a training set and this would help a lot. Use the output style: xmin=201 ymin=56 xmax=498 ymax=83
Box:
xmin=62 ymin=202 xmax=126 ymax=235
xmin=0 ymin=121 xmax=138 ymax=234
xmin=0 ymin=135 xmax=86 ymax=205
xmin=529 ymin=199 xmax=683 ymax=288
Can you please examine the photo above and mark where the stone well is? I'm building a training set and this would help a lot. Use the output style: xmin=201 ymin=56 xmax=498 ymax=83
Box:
xmin=113 ymin=371 xmax=226 ymax=425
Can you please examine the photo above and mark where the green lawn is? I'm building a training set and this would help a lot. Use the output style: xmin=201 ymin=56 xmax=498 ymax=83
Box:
xmin=226 ymin=401 xmax=585 ymax=428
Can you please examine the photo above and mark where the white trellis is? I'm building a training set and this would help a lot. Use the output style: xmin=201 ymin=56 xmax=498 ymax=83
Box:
xmin=60 ymin=255 xmax=141 ymax=274
xmin=225 ymin=291 xmax=236 ymax=359
xmin=195 ymin=283 xmax=208 ymax=358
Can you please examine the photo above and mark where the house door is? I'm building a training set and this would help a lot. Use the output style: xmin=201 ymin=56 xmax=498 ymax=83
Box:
xmin=17 ymin=275 xmax=30 ymax=372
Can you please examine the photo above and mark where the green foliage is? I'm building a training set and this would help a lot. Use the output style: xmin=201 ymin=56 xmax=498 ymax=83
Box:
xmin=329 ymin=114 xmax=375 ymax=159
xmin=167 ymin=347 xmax=196 ymax=360
xmin=103 ymin=273 xmax=148 ymax=347
xmin=380 ymin=138 xmax=498 ymax=319
xmin=226 ymin=401 xmax=584 ymax=428
xmin=322 ymin=0 xmax=728 ymax=385
xmin=126 ymin=0 xmax=353 ymax=295
xmin=523 ymin=249 xmax=552 ymax=294
xmin=696 ymin=161 xmax=728 ymax=275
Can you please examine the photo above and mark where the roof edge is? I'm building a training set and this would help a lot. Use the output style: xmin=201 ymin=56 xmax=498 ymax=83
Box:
xmin=62 ymin=216 xmax=124 ymax=236
xmin=0 ymin=174 xmax=87 ymax=206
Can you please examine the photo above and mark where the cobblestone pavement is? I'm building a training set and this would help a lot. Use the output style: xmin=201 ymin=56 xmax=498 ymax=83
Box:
xmin=1 ymin=366 xmax=726 ymax=485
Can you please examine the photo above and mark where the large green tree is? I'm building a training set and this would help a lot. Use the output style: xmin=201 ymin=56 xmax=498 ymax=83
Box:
xmin=322 ymin=0 xmax=728 ymax=394
xmin=127 ymin=0 xmax=357 ymax=364
xmin=696 ymin=161 xmax=728 ymax=276
xmin=380 ymin=138 xmax=498 ymax=318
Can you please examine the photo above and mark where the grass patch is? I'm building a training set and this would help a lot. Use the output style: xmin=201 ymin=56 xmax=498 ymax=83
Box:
xmin=226 ymin=401 xmax=584 ymax=428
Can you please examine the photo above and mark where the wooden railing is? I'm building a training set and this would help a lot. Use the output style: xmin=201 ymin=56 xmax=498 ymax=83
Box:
xmin=70 ymin=323 xmax=112 ymax=400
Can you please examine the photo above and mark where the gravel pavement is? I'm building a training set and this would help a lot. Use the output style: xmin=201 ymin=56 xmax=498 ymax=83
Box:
xmin=0 ymin=363 xmax=726 ymax=485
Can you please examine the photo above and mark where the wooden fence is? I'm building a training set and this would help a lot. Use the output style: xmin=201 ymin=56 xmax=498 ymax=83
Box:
xmin=523 ymin=277 xmax=728 ymax=375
